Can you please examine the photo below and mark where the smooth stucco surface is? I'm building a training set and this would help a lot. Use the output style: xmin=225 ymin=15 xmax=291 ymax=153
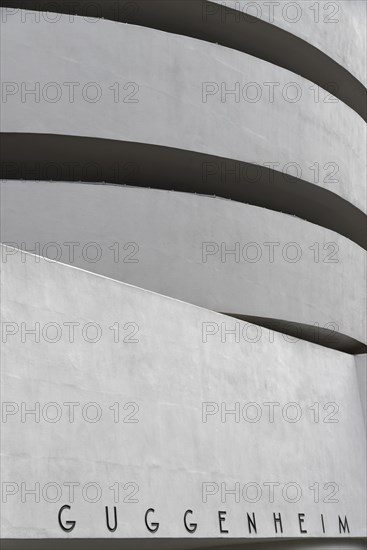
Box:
xmin=1 ymin=247 xmax=366 ymax=541
xmin=1 ymin=9 xmax=365 ymax=215
xmin=355 ymin=354 xmax=367 ymax=425
xmin=1 ymin=181 xmax=366 ymax=348
xmin=1 ymin=1 xmax=365 ymax=120
xmin=1 ymin=2 xmax=365 ymax=548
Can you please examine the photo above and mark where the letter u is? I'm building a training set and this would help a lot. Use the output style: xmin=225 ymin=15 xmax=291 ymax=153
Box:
xmin=105 ymin=506 xmax=117 ymax=532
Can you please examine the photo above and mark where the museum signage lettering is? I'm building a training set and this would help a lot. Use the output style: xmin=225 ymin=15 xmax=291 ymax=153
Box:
xmin=58 ymin=505 xmax=350 ymax=536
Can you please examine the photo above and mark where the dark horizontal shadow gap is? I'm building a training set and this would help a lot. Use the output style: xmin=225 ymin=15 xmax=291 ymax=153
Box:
xmin=1 ymin=539 xmax=363 ymax=550
xmin=224 ymin=314 xmax=367 ymax=355
xmin=1 ymin=0 xmax=366 ymax=119
xmin=1 ymin=133 xmax=366 ymax=249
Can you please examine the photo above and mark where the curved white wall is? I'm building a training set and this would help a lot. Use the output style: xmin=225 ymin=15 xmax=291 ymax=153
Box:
xmin=1 ymin=181 xmax=366 ymax=350
xmin=1 ymin=9 xmax=365 ymax=216
xmin=1 ymin=2 xmax=365 ymax=548
xmin=1 ymin=247 xmax=366 ymax=543
xmin=1 ymin=1 xmax=365 ymax=120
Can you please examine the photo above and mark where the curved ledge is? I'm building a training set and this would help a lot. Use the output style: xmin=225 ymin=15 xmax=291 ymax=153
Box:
xmin=1 ymin=0 xmax=366 ymax=119
xmin=212 ymin=0 xmax=367 ymax=89
xmin=1 ymin=133 xmax=366 ymax=249
xmin=2 ymin=14 xmax=365 ymax=220
xmin=226 ymin=315 xmax=367 ymax=355
xmin=2 ymin=181 xmax=366 ymax=350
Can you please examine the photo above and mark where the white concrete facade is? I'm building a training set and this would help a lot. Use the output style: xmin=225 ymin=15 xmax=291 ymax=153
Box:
xmin=1 ymin=248 xmax=366 ymax=546
xmin=0 ymin=1 xmax=366 ymax=548
xmin=1 ymin=181 xmax=366 ymax=352
xmin=1 ymin=10 xmax=366 ymax=216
